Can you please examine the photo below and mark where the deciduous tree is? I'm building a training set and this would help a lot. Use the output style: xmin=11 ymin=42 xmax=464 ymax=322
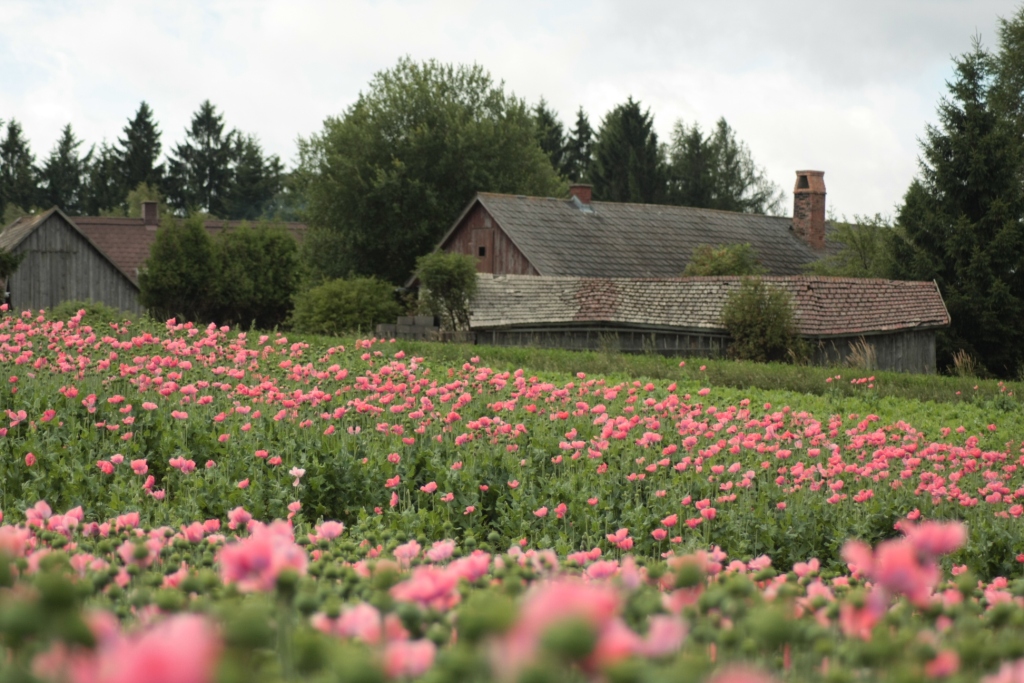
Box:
xmin=298 ymin=58 xmax=562 ymax=284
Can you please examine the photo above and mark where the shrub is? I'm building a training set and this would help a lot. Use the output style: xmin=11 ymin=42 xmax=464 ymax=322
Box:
xmin=138 ymin=216 xmax=218 ymax=323
xmin=47 ymin=299 xmax=138 ymax=328
xmin=721 ymin=277 xmax=802 ymax=363
xmin=684 ymin=243 xmax=765 ymax=276
xmin=415 ymin=251 xmax=478 ymax=330
xmin=213 ymin=223 xmax=300 ymax=329
xmin=290 ymin=277 xmax=402 ymax=335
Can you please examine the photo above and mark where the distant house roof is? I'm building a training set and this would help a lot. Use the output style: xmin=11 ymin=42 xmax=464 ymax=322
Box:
xmin=437 ymin=193 xmax=839 ymax=279
xmin=3 ymin=212 xmax=307 ymax=286
xmin=470 ymin=275 xmax=951 ymax=338
xmin=0 ymin=208 xmax=139 ymax=287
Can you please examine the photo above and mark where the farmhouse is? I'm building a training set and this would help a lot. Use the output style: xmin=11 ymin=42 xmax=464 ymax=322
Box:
xmin=468 ymin=275 xmax=951 ymax=373
xmin=0 ymin=202 xmax=306 ymax=314
xmin=429 ymin=170 xmax=835 ymax=279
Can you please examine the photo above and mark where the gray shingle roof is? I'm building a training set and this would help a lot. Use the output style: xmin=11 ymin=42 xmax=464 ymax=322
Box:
xmin=465 ymin=193 xmax=836 ymax=277
xmin=470 ymin=275 xmax=950 ymax=338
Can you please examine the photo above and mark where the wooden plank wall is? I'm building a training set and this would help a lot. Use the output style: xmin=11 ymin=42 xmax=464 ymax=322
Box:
xmin=443 ymin=204 xmax=538 ymax=276
xmin=7 ymin=215 xmax=142 ymax=314
xmin=810 ymin=330 xmax=937 ymax=374
xmin=474 ymin=327 xmax=730 ymax=357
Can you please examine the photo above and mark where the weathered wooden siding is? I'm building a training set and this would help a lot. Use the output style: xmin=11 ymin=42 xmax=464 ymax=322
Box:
xmin=7 ymin=214 xmax=142 ymax=314
xmin=475 ymin=326 xmax=730 ymax=357
xmin=442 ymin=204 xmax=538 ymax=275
xmin=809 ymin=331 xmax=938 ymax=374
xmin=473 ymin=326 xmax=938 ymax=373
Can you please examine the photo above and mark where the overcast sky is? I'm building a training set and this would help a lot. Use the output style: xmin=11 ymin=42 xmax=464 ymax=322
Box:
xmin=1 ymin=0 xmax=1020 ymax=218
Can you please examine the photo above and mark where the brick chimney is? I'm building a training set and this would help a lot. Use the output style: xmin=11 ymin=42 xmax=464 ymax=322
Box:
xmin=792 ymin=171 xmax=825 ymax=249
xmin=569 ymin=184 xmax=592 ymax=205
xmin=142 ymin=201 xmax=159 ymax=228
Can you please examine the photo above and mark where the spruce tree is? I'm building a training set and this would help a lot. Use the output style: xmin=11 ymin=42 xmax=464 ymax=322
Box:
xmin=532 ymin=98 xmax=565 ymax=176
xmin=562 ymin=107 xmax=594 ymax=182
xmin=891 ymin=38 xmax=1024 ymax=376
xmin=0 ymin=120 xmax=38 ymax=214
xmin=225 ymin=134 xmax=283 ymax=220
xmin=590 ymin=98 xmax=664 ymax=203
xmin=165 ymin=100 xmax=237 ymax=217
xmin=39 ymin=124 xmax=91 ymax=214
xmin=83 ymin=143 xmax=126 ymax=215
xmin=118 ymin=101 xmax=163 ymax=196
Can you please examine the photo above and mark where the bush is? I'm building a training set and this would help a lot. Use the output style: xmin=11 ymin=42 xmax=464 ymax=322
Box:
xmin=213 ymin=223 xmax=300 ymax=329
xmin=721 ymin=277 xmax=802 ymax=363
xmin=684 ymin=243 xmax=765 ymax=276
xmin=290 ymin=277 xmax=402 ymax=335
xmin=415 ymin=251 xmax=478 ymax=330
xmin=47 ymin=299 xmax=139 ymax=328
xmin=138 ymin=216 xmax=218 ymax=322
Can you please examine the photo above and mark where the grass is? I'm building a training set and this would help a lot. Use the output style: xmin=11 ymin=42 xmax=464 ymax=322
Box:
xmin=290 ymin=332 xmax=1023 ymax=408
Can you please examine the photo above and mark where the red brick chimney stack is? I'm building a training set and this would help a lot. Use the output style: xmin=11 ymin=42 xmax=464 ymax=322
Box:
xmin=792 ymin=171 xmax=826 ymax=249
xmin=142 ymin=201 xmax=159 ymax=228
xmin=569 ymin=184 xmax=592 ymax=205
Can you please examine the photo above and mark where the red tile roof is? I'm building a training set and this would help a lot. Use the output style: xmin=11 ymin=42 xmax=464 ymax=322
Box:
xmin=70 ymin=217 xmax=307 ymax=285
xmin=470 ymin=275 xmax=950 ymax=338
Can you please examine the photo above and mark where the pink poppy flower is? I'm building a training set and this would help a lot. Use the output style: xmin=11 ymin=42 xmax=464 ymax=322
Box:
xmin=426 ymin=539 xmax=455 ymax=562
xmin=219 ymin=520 xmax=307 ymax=592
xmin=534 ymin=507 xmax=548 ymax=518
xmin=237 ymin=479 xmax=250 ymax=489
xmin=385 ymin=639 xmax=436 ymax=679
xmin=420 ymin=481 xmax=437 ymax=494
xmin=24 ymin=452 xmax=36 ymax=467
xmin=227 ymin=507 xmax=252 ymax=530
xmin=130 ymin=459 xmax=148 ymax=475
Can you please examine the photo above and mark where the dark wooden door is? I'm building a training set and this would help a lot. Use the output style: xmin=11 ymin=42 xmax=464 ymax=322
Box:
xmin=473 ymin=228 xmax=495 ymax=272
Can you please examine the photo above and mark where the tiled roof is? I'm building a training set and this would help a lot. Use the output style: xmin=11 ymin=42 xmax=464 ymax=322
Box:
xmin=41 ymin=215 xmax=307 ymax=285
xmin=470 ymin=275 xmax=950 ymax=338
xmin=457 ymin=193 xmax=839 ymax=277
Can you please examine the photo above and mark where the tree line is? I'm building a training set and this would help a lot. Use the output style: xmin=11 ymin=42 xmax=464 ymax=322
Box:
xmin=811 ymin=10 xmax=1024 ymax=379
xmin=0 ymin=100 xmax=288 ymax=224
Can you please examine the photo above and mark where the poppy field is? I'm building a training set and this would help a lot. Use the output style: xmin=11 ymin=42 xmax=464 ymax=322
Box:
xmin=1 ymin=307 xmax=1024 ymax=682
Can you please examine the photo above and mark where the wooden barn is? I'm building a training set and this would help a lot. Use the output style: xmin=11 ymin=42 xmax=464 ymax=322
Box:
xmin=0 ymin=202 xmax=308 ymax=315
xmin=0 ymin=208 xmax=142 ymax=313
xmin=418 ymin=171 xmax=838 ymax=283
xmin=469 ymin=275 xmax=952 ymax=373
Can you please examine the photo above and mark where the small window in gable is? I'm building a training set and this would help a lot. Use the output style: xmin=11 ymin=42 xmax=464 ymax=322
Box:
xmin=478 ymin=246 xmax=486 ymax=256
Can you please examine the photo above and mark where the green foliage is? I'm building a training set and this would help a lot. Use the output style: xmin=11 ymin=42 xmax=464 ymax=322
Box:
xmin=82 ymin=143 xmax=124 ymax=216
xmin=591 ymin=98 xmax=664 ymax=203
xmin=165 ymin=100 xmax=238 ymax=217
xmin=123 ymin=182 xmax=170 ymax=218
xmin=532 ymin=98 xmax=565 ymax=175
xmin=38 ymin=124 xmax=90 ymax=214
xmin=212 ymin=223 xmax=301 ymax=329
xmin=47 ymin=299 xmax=138 ymax=328
xmin=297 ymin=57 xmax=564 ymax=284
xmin=666 ymin=118 xmax=785 ymax=215
xmin=138 ymin=216 xmax=218 ymax=322
xmin=891 ymin=26 xmax=1024 ymax=378
xmin=289 ymin=277 xmax=402 ymax=335
xmin=0 ymin=247 xmax=25 ymax=282
xmin=117 ymin=101 xmax=164 ymax=195
xmin=562 ymin=107 xmax=594 ymax=183
xmin=415 ymin=251 xmax=478 ymax=330
xmin=683 ymin=243 xmax=765 ymax=276
xmin=806 ymin=215 xmax=895 ymax=277
xmin=0 ymin=119 xmax=38 ymax=216
xmin=225 ymin=134 xmax=284 ymax=221
xmin=721 ymin=277 xmax=802 ymax=363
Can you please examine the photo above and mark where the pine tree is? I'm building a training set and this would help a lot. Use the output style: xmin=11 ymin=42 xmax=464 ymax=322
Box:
xmin=891 ymin=39 xmax=1024 ymax=376
xmin=666 ymin=118 xmax=784 ymax=215
xmin=165 ymin=100 xmax=237 ymax=217
xmin=225 ymin=134 xmax=283 ymax=220
xmin=590 ymin=98 xmax=664 ymax=203
xmin=0 ymin=119 xmax=38 ymax=214
xmin=532 ymin=98 xmax=565 ymax=176
xmin=82 ymin=143 xmax=126 ymax=215
xmin=39 ymin=124 xmax=91 ymax=214
xmin=562 ymin=107 xmax=594 ymax=182
xmin=118 ymin=101 xmax=163 ymax=197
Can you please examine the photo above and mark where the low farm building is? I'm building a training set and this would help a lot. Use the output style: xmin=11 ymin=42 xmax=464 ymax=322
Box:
xmin=468 ymin=275 xmax=951 ymax=373
xmin=0 ymin=202 xmax=306 ymax=314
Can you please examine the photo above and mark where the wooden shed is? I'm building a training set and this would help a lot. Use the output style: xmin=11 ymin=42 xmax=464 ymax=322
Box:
xmin=469 ymin=275 xmax=952 ymax=373
xmin=0 ymin=208 xmax=142 ymax=313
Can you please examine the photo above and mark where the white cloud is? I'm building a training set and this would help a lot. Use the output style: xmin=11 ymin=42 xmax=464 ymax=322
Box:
xmin=0 ymin=0 xmax=1018 ymax=215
